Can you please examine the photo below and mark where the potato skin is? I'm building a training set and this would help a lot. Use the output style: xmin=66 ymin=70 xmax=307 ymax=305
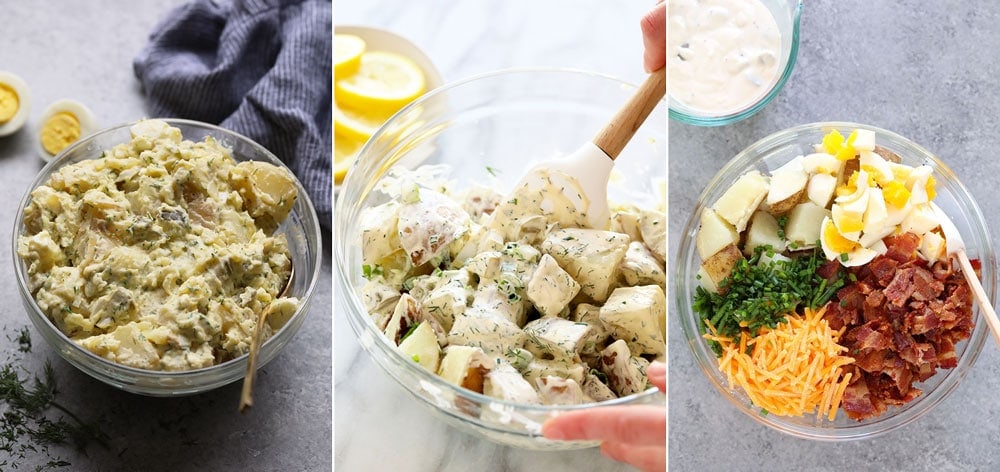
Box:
xmin=701 ymin=244 xmax=743 ymax=288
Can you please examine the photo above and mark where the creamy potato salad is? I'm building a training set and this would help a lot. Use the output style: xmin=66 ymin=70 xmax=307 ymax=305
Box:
xmin=18 ymin=120 xmax=298 ymax=371
xmin=360 ymin=166 xmax=665 ymax=405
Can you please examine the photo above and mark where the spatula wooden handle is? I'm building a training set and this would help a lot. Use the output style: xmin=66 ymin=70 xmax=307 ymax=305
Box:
xmin=956 ymin=250 xmax=1000 ymax=348
xmin=592 ymin=67 xmax=666 ymax=160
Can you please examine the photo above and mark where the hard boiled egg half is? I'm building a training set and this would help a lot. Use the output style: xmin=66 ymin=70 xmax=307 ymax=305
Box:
xmin=35 ymin=99 xmax=97 ymax=162
xmin=0 ymin=71 xmax=31 ymax=137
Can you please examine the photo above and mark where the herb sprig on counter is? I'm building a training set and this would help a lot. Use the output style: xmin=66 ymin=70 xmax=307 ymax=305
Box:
xmin=0 ymin=327 xmax=108 ymax=470
xmin=693 ymin=246 xmax=848 ymax=356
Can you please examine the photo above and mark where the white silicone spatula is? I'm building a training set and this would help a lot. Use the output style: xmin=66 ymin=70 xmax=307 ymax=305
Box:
xmin=515 ymin=68 xmax=666 ymax=229
xmin=931 ymin=202 xmax=1000 ymax=347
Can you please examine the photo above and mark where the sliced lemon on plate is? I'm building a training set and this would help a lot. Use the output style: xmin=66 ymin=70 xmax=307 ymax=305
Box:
xmin=334 ymin=102 xmax=394 ymax=143
xmin=334 ymin=34 xmax=366 ymax=78
xmin=335 ymin=132 xmax=364 ymax=183
xmin=335 ymin=51 xmax=426 ymax=113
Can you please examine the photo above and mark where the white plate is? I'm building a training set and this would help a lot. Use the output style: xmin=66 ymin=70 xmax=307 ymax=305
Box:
xmin=335 ymin=25 xmax=445 ymax=91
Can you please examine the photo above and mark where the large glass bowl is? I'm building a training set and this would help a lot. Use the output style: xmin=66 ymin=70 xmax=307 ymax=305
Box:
xmin=674 ymin=122 xmax=995 ymax=440
xmin=669 ymin=0 xmax=803 ymax=126
xmin=335 ymin=68 xmax=666 ymax=450
xmin=12 ymin=119 xmax=323 ymax=396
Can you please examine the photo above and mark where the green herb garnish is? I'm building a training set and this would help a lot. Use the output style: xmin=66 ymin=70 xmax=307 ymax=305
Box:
xmin=693 ymin=245 xmax=848 ymax=356
xmin=361 ymin=264 xmax=383 ymax=280
xmin=399 ymin=322 xmax=421 ymax=343
xmin=0 ymin=328 xmax=108 ymax=469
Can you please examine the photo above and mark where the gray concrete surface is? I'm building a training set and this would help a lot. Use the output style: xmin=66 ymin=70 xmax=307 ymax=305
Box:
xmin=669 ymin=2 xmax=1000 ymax=471
xmin=0 ymin=2 xmax=332 ymax=470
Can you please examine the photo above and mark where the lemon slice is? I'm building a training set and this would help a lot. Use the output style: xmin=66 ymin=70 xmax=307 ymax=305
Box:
xmin=334 ymin=102 xmax=394 ymax=143
xmin=334 ymin=34 xmax=366 ymax=78
xmin=335 ymin=51 xmax=426 ymax=113
xmin=335 ymin=132 xmax=364 ymax=183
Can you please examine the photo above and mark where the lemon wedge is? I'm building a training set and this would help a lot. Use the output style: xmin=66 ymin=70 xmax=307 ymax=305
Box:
xmin=335 ymin=132 xmax=364 ymax=183
xmin=334 ymin=102 xmax=394 ymax=143
xmin=334 ymin=34 xmax=366 ymax=78
xmin=335 ymin=51 xmax=425 ymax=113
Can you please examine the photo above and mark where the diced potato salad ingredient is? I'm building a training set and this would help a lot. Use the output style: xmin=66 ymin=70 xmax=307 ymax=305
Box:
xmin=17 ymin=120 xmax=298 ymax=371
xmin=361 ymin=165 xmax=665 ymax=405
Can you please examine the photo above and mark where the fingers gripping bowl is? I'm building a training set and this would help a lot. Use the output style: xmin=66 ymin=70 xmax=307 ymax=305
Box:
xmin=676 ymin=122 xmax=996 ymax=440
xmin=13 ymin=119 xmax=322 ymax=396
xmin=335 ymin=69 xmax=666 ymax=450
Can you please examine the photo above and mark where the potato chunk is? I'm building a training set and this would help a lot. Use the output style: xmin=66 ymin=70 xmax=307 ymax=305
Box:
xmin=523 ymin=317 xmax=593 ymax=363
xmin=619 ymin=241 xmax=666 ymax=287
xmin=639 ymin=209 xmax=666 ymax=264
xmin=712 ymin=170 xmax=769 ymax=232
xmin=526 ymin=254 xmax=580 ymax=317
xmin=701 ymin=244 xmax=743 ymax=288
xmin=599 ymin=285 xmax=665 ymax=357
xmin=398 ymin=322 xmax=442 ymax=372
xmin=541 ymin=228 xmax=630 ymax=303
xmin=599 ymin=340 xmax=648 ymax=397
xmin=397 ymin=189 xmax=471 ymax=266
xmin=230 ymin=161 xmax=297 ymax=233
xmin=785 ymin=202 xmax=830 ymax=249
xmin=484 ymin=363 xmax=541 ymax=404
xmin=696 ymin=208 xmax=739 ymax=262
xmin=447 ymin=307 xmax=527 ymax=361
xmin=437 ymin=345 xmax=495 ymax=393
xmin=743 ymin=211 xmax=784 ymax=257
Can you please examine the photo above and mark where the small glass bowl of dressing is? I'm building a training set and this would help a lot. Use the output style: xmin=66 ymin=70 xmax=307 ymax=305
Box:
xmin=669 ymin=0 xmax=803 ymax=126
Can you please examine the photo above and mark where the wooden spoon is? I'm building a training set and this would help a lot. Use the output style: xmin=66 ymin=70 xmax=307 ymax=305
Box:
xmin=930 ymin=202 xmax=1000 ymax=347
xmin=512 ymin=68 xmax=666 ymax=229
xmin=239 ymin=265 xmax=294 ymax=412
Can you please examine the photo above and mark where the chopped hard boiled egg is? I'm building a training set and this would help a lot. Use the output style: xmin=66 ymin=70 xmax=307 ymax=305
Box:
xmin=35 ymin=99 xmax=96 ymax=161
xmin=0 ymin=71 xmax=31 ymax=137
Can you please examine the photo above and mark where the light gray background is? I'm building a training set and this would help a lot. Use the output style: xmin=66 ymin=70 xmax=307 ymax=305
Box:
xmin=333 ymin=1 xmax=661 ymax=471
xmin=0 ymin=2 xmax=332 ymax=470
xmin=669 ymin=2 xmax=1000 ymax=471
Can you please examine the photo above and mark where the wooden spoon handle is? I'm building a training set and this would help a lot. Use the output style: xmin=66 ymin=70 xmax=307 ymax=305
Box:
xmin=956 ymin=250 xmax=1000 ymax=348
xmin=592 ymin=67 xmax=666 ymax=160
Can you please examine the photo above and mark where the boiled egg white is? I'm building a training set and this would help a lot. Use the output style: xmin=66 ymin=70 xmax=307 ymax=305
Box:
xmin=0 ymin=71 xmax=30 ymax=137
xmin=820 ymin=216 xmax=881 ymax=267
xmin=35 ymin=99 xmax=97 ymax=162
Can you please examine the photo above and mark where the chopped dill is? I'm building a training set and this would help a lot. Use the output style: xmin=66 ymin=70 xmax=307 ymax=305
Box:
xmin=0 ymin=327 xmax=109 ymax=469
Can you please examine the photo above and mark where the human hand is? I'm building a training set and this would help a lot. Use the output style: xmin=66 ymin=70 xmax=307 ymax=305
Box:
xmin=542 ymin=362 xmax=666 ymax=472
xmin=640 ymin=1 xmax=666 ymax=73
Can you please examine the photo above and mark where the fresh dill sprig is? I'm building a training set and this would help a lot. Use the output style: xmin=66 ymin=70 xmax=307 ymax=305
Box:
xmin=0 ymin=327 xmax=109 ymax=470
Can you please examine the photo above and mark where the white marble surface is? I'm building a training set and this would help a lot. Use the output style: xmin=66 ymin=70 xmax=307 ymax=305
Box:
xmin=0 ymin=2 xmax=332 ymax=470
xmin=333 ymin=1 xmax=660 ymax=471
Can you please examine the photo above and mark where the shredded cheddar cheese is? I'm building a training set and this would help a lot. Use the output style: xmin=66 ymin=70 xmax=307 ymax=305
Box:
xmin=704 ymin=306 xmax=854 ymax=420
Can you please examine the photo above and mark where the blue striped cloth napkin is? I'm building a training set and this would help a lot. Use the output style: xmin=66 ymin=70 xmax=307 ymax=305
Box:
xmin=133 ymin=0 xmax=332 ymax=229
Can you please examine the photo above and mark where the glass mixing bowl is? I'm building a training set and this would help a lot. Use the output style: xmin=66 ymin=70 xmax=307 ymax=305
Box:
xmin=669 ymin=0 xmax=803 ymax=126
xmin=335 ymin=68 xmax=666 ymax=450
xmin=674 ymin=122 xmax=995 ymax=440
xmin=13 ymin=119 xmax=323 ymax=396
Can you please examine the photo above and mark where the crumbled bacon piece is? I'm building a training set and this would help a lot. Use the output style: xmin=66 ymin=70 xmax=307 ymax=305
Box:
xmin=825 ymin=232 xmax=975 ymax=421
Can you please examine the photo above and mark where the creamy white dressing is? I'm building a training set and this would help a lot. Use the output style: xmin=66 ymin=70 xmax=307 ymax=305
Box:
xmin=668 ymin=0 xmax=782 ymax=115
xmin=358 ymin=165 xmax=667 ymax=405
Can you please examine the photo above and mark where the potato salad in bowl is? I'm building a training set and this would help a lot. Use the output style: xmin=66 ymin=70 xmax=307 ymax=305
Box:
xmin=335 ymin=68 xmax=666 ymax=449
xmin=676 ymin=123 xmax=995 ymax=440
xmin=14 ymin=119 xmax=322 ymax=395
xmin=359 ymin=165 xmax=665 ymax=406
